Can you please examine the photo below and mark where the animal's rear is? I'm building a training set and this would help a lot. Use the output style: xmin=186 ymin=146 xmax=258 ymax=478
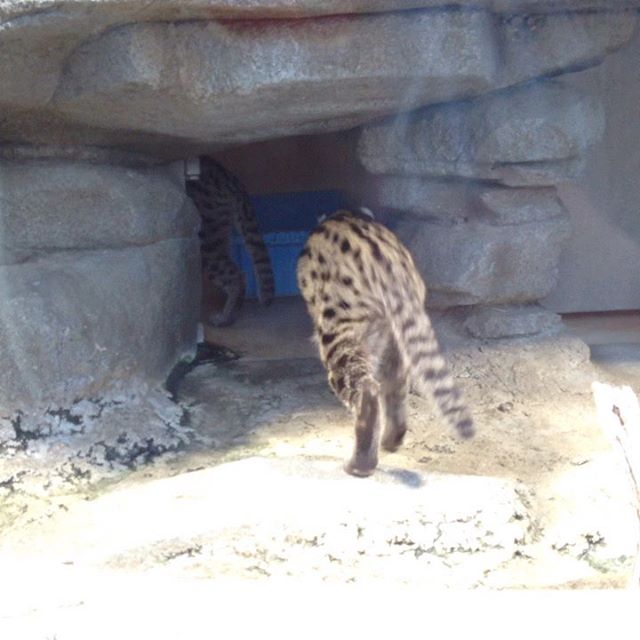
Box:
xmin=190 ymin=156 xmax=275 ymax=316
xmin=297 ymin=208 xmax=474 ymax=477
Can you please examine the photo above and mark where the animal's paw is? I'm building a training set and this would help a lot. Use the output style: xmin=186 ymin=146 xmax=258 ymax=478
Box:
xmin=381 ymin=424 xmax=407 ymax=452
xmin=207 ymin=312 xmax=234 ymax=328
xmin=344 ymin=456 xmax=377 ymax=478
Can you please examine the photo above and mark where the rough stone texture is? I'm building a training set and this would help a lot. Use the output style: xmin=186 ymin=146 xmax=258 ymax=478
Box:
xmin=1 ymin=299 xmax=638 ymax=608
xmin=0 ymin=158 xmax=197 ymax=264
xmin=477 ymin=186 xmax=568 ymax=225
xmin=377 ymin=179 xmax=566 ymax=225
xmin=463 ymin=304 xmax=563 ymax=338
xmin=0 ymin=240 xmax=199 ymax=412
xmin=2 ymin=1 xmax=639 ymax=25
xmin=377 ymin=185 xmax=573 ymax=308
xmin=385 ymin=210 xmax=571 ymax=308
xmin=0 ymin=154 xmax=200 ymax=412
xmin=500 ymin=12 xmax=638 ymax=85
xmin=52 ymin=13 xmax=498 ymax=145
xmin=0 ymin=4 xmax=634 ymax=154
xmin=0 ymin=458 xmax=533 ymax=586
xmin=359 ymin=80 xmax=606 ymax=186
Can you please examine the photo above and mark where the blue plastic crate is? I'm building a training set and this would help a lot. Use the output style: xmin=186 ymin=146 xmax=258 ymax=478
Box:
xmin=230 ymin=189 xmax=347 ymax=298
xmin=250 ymin=190 xmax=345 ymax=232
xmin=232 ymin=231 xmax=307 ymax=297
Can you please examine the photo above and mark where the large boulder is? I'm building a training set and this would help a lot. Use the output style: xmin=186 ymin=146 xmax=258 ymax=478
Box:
xmin=0 ymin=154 xmax=200 ymax=413
xmin=359 ymin=80 xmax=605 ymax=186
xmin=51 ymin=13 xmax=497 ymax=145
xmin=0 ymin=4 xmax=633 ymax=154
xmin=500 ymin=11 xmax=638 ymax=85
xmin=374 ymin=180 xmax=572 ymax=307
xmin=385 ymin=205 xmax=571 ymax=308
xmin=0 ymin=154 xmax=196 ymax=264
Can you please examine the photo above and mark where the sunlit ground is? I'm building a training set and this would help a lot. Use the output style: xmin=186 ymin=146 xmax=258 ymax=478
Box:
xmin=1 ymin=300 xmax=639 ymax=635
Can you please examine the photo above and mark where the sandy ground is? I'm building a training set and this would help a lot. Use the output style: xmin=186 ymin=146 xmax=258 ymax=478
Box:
xmin=1 ymin=300 xmax=639 ymax=634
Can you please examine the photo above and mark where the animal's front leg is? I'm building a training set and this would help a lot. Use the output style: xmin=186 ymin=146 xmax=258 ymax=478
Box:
xmin=344 ymin=379 xmax=381 ymax=478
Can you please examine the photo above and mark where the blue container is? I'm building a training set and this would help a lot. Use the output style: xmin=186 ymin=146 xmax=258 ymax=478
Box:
xmin=232 ymin=231 xmax=308 ymax=297
xmin=250 ymin=189 xmax=345 ymax=232
xmin=231 ymin=189 xmax=346 ymax=298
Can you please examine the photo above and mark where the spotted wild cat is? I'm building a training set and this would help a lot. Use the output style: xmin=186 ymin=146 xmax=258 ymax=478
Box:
xmin=297 ymin=208 xmax=474 ymax=477
xmin=186 ymin=157 xmax=275 ymax=327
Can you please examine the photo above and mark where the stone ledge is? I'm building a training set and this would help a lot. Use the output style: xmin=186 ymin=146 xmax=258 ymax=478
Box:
xmin=0 ymin=157 xmax=198 ymax=264
xmin=359 ymin=80 xmax=605 ymax=186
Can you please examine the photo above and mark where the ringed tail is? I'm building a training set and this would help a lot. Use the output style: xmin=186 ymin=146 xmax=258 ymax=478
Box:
xmin=235 ymin=200 xmax=275 ymax=306
xmin=389 ymin=298 xmax=475 ymax=439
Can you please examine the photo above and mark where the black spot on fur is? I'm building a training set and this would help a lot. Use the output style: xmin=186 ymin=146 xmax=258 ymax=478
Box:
xmin=349 ymin=223 xmax=366 ymax=239
xmin=342 ymin=276 xmax=353 ymax=287
xmin=341 ymin=239 xmax=351 ymax=253
xmin=457 ymin=418 xmax=474 ymax=438
xmin=401 ymin=318 xmax=416 ymax=331
xmin=321 ymin=333 xmax=337 ymax=346
xmin=323 ymin=308 xmax=336 ymax=319
xmin=367 ymin=239 xmax=383 ymax=262
xmin=422 ymin=366 xmax=445 ymax=380
xmin=311 ymin=270 xmax=318 ymax=280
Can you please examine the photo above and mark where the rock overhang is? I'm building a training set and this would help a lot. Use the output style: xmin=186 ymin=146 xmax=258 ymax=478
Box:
xmin=0 ymin=1 xmax=636 ymax=156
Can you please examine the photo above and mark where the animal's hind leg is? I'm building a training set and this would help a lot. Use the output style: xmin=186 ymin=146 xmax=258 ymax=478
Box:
xmin=346 ymin=378 xmax=381 ymax=477
xmin=375 ymin=332 xmax=409 ymax=453
xmin=324 ymin=339 xmax=381 ymax=477
xmin=203 ymin=258 xmax=245 ymax=327
xmin=380 ymin=376 xmax=408 ymax=452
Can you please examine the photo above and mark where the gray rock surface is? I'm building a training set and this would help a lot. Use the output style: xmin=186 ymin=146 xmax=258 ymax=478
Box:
xmin=0 ymin=158 xmax=198 ymax=264
xmin=52 ymin=13 xmax=497 ymax=145
xmin=0 ymin=240 xmax=199 ymax=412
xmin=389 ymin=211 xmax=571 ymax=307
xmin=0 ymin=154 xmax=199 ymax=412
xmin=0 ymin=4 xmax=633 ymax=154
xmin=2 ymin=1 xmax=637 ymax=22
xmin=500 ymin=11 xmax=637 ymax=85
xmin=463 ymin=304 xmax=564 ymax=338
xmin=359 ymin=81 xmax=605 ymax=186
xmin=377 ymin=180 xmax=566 ymax=225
